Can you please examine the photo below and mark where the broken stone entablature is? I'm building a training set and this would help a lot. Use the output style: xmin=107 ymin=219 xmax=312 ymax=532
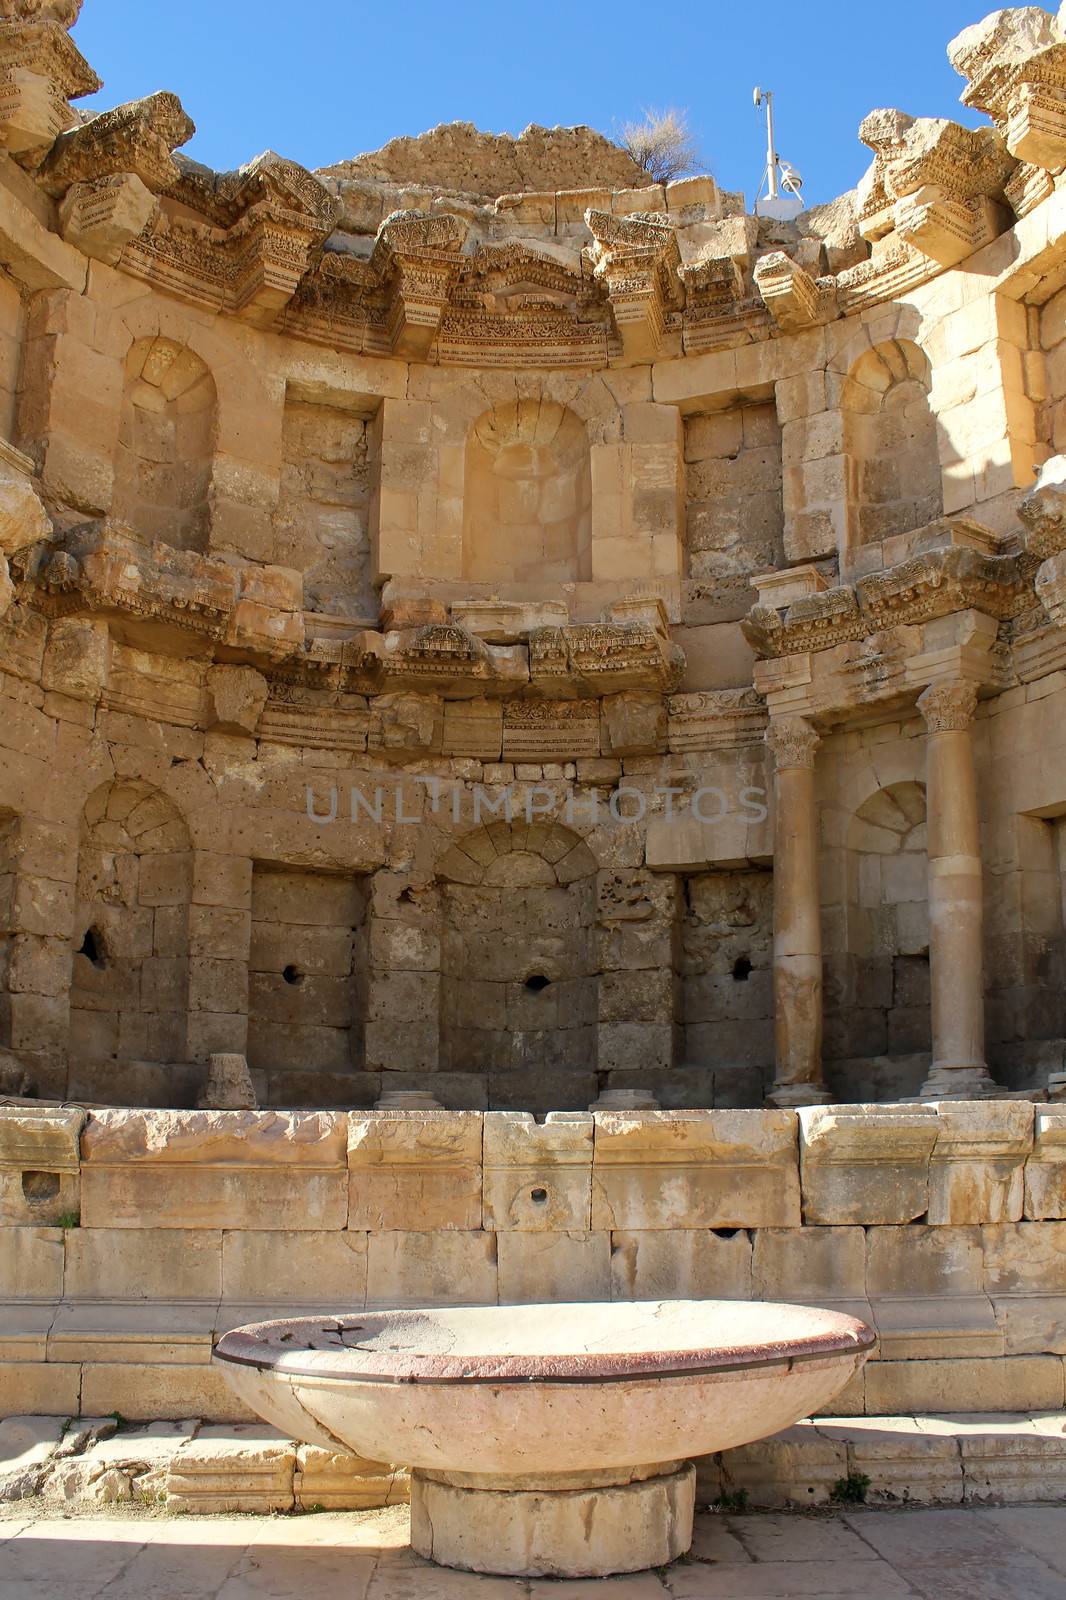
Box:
xmin=949 ymin=5 xmax=1066 ymax=172
xmin=743 ymin=537 xmax=1033 ymax=660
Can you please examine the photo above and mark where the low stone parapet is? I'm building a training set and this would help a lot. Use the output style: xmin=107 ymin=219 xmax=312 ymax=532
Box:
xmin=1 ymin=1102 xmax=1065 ymax=1423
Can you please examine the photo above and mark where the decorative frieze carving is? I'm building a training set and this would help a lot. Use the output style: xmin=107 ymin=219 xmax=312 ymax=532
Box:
xmin=745 ymin=542 xmax=1030 ymax=660
xmin=666 ymin=689 xmax=767 ymax=753
xmin=58 ymin=172 xmax=157 ymax=264
xmin=502 ymin=699 xmax=601 ymax=760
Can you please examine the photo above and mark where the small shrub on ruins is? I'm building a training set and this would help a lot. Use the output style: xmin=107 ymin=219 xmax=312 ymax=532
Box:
xmin=621 ymin=107 xmax=701 ymax=184
xmin=831 ymin=1472 xmax=871 ymax=1504
xmin=713 ymin=1487 xmax=749 ymax=1513
xmin=55 ymin=1211 xmax=80 ymax=1229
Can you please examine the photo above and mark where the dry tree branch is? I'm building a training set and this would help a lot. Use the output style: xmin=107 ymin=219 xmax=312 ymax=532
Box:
xmin=621 ymin=107 xmax=702 ymax=184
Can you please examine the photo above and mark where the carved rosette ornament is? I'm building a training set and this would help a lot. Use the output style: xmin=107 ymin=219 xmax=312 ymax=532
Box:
xmin=765 ymin=716 xmax=819 ymax=773
xmin=916 ymin=681 xmax=978 ymax=734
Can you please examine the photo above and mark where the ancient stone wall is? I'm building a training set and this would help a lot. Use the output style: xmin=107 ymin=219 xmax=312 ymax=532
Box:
xmin=0 ymin=2 xmax=1065 ymax=1114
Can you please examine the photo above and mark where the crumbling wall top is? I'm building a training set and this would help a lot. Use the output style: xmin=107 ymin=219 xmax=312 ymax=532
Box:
xmin=319 ymin=120 xmax=655 ymax=201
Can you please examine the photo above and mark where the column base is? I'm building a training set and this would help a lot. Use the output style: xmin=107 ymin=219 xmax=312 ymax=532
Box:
xmin=920 ymin=1063 xmax=998 ymax=1100
xmin=766 ymin=1082 xmax=833 ymax=1108
xmin=409 ymin=1461 xmax=696 ymax=1577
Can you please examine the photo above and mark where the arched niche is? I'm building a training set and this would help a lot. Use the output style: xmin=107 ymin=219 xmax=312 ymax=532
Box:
xmin=70 ymin=779 xmax=191 ymax=1070
xmin=112 ymin=336 xmax=217 ymax=549
xmin=826 ymin=780 xmax=930 ymax=1077
xmin=462 ymin=399 xmax=592 ymax=583
xmin=843 ymin=340 xmax=942 ymax=553
xmin=436 ymin=820 xmax=598 ymax=1074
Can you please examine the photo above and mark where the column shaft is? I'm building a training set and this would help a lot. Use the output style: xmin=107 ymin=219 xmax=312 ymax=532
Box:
xmin=917 ymin=682 xmax=995 ymax=1099
xmin=766 ymin=717 xmax=829 ymax=1107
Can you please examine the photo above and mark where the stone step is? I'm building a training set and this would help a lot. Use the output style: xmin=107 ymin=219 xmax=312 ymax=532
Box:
xmin=699 ymin=1412 xmax=1066 ymax=1508
xmin=4 ymin=1412 xmax=1066 ymax=1514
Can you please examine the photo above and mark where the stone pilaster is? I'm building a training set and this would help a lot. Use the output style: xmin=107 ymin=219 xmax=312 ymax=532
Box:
xmin=765 ymin=716 xmax=830 ymax=1108
xmin=916 ymin=681 xmax=996 ymax=1100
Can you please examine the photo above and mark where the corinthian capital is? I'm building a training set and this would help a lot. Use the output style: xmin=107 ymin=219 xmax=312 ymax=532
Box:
xmin=917 ymin=680 xmax=978 ymax=733
xmin=766 ymin=716 xmax=819 ymax=773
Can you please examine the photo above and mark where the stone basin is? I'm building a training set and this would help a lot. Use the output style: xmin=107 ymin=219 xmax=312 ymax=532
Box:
xmin=214 ymin=1299 xmax=874 ymax=1577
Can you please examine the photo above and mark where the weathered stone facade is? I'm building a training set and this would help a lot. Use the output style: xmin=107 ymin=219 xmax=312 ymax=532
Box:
xmin=1 ymin=1 xmax=1066 ymax=1115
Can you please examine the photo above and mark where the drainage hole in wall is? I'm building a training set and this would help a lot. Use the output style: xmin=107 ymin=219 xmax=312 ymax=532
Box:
xmin=22 ymin=1171 xmax=60 ymax=1203
xmin=530 ymin=1187 xmax=549 ymax=1205
xmin=78 ymin=928 xmax=106 ymax=969
xmin=732 ymin=956 xmax=752 ymax=982
xmin=525 ymin=974 xmax=551 ymax=993
xmin=282 ymin=965 xmax=304 ymax=986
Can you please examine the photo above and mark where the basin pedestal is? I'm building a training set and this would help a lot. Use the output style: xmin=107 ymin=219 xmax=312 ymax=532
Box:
xmin=410 ymin=1462 xmax=695 ymax=1577
xmin=214 ymin=1300 xmax=874 ymax=1579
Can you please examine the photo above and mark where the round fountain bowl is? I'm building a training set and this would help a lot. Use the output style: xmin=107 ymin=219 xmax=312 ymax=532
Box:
xmin=215 ymin=1300 xmax=873 ymax=1577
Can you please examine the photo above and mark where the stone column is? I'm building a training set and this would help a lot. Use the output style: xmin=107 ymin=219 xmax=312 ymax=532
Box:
xmin=765 ymin=716 xmax=830 ymax=1107
xmin=916 ymin=681 xmax=996 ymax=1099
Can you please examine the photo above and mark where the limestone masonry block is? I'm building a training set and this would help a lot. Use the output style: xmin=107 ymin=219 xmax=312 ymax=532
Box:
xmin=64 ymin=1227 xmax=221 ymax=1302
xmin=1025 ymin=1106 xmax=1066 ymax=1219
xmin=0 ymin=1105 xmax=83 ymax=1169
xmin=0 ymin=1224 xmax=63 ymax=1300
xmin=166 ymin=1424 xmax=295 ymax=1513
xmin=294 ymin=1443 xmax=408 ymax=1511
xmin=496 ymin=1228 xmax=610 ymax=1303
xmin=79 ymin=1109 xmax=348 ymax=1230
xmin=609 ymin=1228 xmax=753 ymax=1301
xmin=798 ymin=1104 xmax=939 ymax=1225
xmin=926 ymin=1100 xmax=1034 ymax=1224
xmin=220 ymin=1228 xmax=367 ymax=1308
xmin=348 ymin=1110 xmax=482 ymax=1231
xmin=591 ymin=1110 xmax=801 ymax=1230
xmin=0 ymin=1106 xmax=83 ymax=1226
xmin=365 ymin=1229 xmax=498 ymax=1308
xmin=482 ymin=1111 xmax=592 ymax=1231
xmin=865 ymin=1356 xmax=1066 ymax=1416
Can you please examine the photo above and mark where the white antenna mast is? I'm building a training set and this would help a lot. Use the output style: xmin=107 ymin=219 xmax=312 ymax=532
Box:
xmin=753 ymin=87 xmax=804 ymax=221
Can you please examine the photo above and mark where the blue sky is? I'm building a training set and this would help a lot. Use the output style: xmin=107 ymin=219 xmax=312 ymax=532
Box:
xmin=74 ymin=1 xmax=991 ymax=208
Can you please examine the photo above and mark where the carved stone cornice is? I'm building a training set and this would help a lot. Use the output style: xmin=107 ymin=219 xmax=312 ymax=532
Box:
xmin=117 ymin=147 xmax=336 ymax=324
xmin=753 ymin=250 xmax=822 ymax=330
xmin=584 ymin=207 xmax=682 ymax=361
xmin=856 ymin=109 xmax=1013 ymax=269
xmin=917 ymin=680 xmax=978 ymax=733
xmin=370 ymin=207 xmax=468 ymax=357
xmin=0 ymin=15 xmax=98 ymax=157
xmin=744 ymin=542 xmax=1030 ymax=661
xmin=949 ymin=10 xmax=1066 ymax=172
xmin=1019 ymin=456 xmax=1066 ymax=559
xmin=766 ymin=715 xmax=819 ymax=772
xmin=38 ymin=91 xmax=195 ymax=198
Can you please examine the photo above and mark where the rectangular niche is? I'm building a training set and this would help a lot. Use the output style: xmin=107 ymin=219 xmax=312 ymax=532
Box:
xmin=248 ymin=865 xmax=368 ymax=1079
xmin=683 ymin=400 xmax=783 ymax=580
xmin=682 ymin=868 xmax=774 ymax=1084
xmin=273 ymin=384 xmax=378 ymax=620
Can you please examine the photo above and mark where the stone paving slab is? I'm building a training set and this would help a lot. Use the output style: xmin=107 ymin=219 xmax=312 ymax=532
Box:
xmin=3 ymin=1503 xmax=1066 ymax=1597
